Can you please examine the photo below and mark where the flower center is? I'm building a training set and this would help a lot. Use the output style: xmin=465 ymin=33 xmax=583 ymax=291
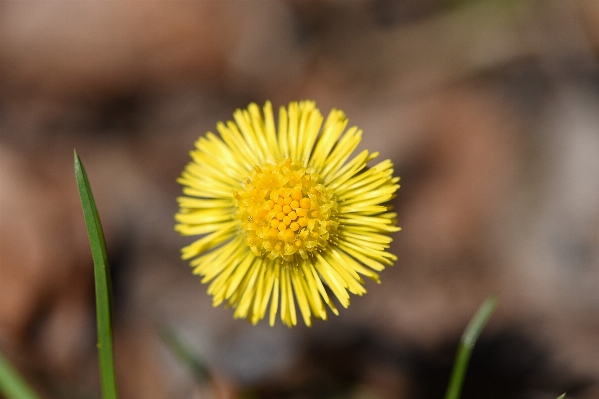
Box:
xmin=234 ymin=159 xmax=338 ymax=262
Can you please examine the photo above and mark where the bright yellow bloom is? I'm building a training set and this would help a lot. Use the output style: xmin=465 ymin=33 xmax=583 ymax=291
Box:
xmin=175 ymin=101 xmax=400 ymax=327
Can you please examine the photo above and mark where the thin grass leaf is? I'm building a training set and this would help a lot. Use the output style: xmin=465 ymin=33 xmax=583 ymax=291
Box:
xmin=0 ymin=351 xmax=41 ymax=399
xmin=444 ymin=296 xmax=498 ymax=399
xmin=160 ymin=327 xmax=211 ymax=385
xmin=556 ymin=394 xmax=566 ymax=399
xmin=74 ymin=151 xmax=118 ymax=399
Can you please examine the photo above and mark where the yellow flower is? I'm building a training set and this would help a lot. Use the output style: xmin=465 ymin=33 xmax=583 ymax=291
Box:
xmin=175 ymin=101 xmax=400 ymax=327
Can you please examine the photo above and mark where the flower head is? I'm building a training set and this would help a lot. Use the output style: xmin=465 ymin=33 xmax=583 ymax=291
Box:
xmin=175 ymin=101 xmax=400 ymax=327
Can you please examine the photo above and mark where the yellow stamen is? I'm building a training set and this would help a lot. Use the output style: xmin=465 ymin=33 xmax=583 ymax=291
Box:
xmin=282 ymin=229 xmax=295 ymax=242
xmin=234 ymin=159 xmax=338 ymax=261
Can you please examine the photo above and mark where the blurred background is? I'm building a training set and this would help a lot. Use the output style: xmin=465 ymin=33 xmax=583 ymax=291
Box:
xmin=1 ymin=0 xmax=599 ymax=398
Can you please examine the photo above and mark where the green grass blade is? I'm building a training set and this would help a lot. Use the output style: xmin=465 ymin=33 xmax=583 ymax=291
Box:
xmin=74 ymin=151 xmax=119 ymax=399
xmin=0 ymin=351 xmax=41 ymax=399
xmin=556 ymin=394 xmax=566 ymax=399
xmin=160 ymin=327 xmax=211 ymax=385
xmin=444 ymin=296 xmax=498 ymax=399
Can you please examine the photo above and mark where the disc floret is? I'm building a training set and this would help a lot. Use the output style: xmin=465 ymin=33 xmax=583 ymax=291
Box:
xmin=235 ymin=159 xmax=338 ymax=262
